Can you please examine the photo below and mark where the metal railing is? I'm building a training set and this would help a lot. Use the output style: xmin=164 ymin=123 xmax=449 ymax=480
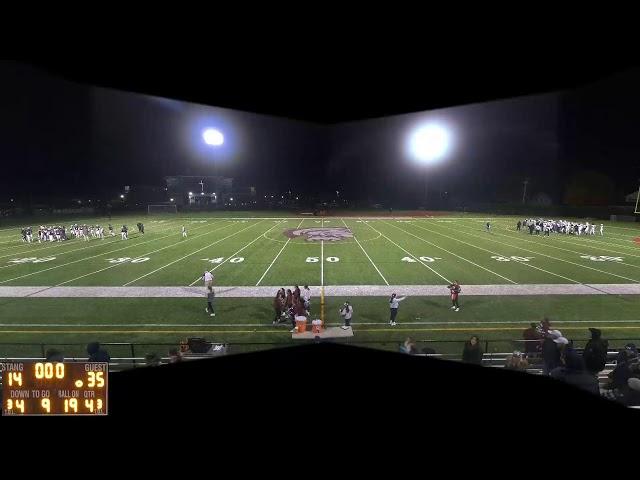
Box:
xmin=0 ymin=337 xmax=636 ymax=368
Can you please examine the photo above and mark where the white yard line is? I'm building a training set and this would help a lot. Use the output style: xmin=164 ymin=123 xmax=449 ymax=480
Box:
xmin=410 ymin=221 xmax=583 ymax=285
xmin=342 ymin=218 xmax=389 ymax=285
xmin=188 ymin=221 xmax=283 ymax=286
xmin=255 ymin=219 xmax=305 ymax=286
xmin=123 ymin=221 xmax=265 ymax=286
xmin=384 ymin=220 xmax=518 ymax=285
xmin=441 ymin=220 xmax=640 ymax=283
xmin=51 ymin=221 xmax=238 ymax=288
xmin=496 ymin=223 xmax=640 ymax=261
xmin=362 ymin=219 xmax=451 ymax=284
xmin=501 ymin=225 xmax=640 ymax=255
xmin=0 ymin=221 xmax=228 ymax=285
xmin=0 ymin=218 xmax=187 ymax=262
xmin=492 ymin=219 xmax=638 ymax=241
xmin=321 ymin=218 xmax=324 ymax=286
xmin=16 ymin=222 xmax=238 ymax=296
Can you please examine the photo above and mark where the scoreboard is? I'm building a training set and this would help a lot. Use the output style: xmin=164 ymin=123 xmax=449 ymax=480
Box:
xmin=1 ymin=362 xmax=108 ymax=416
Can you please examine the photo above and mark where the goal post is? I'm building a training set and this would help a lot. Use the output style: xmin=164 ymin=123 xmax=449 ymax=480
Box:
xmin=635 ymin=187 xmax=640 ymax=214
xmin=148 ymin=204 xmax=178 ymax=215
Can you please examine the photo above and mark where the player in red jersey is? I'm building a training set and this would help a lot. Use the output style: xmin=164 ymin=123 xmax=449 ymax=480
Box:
xmin=447 ymin=281 xmax=461 ymax=312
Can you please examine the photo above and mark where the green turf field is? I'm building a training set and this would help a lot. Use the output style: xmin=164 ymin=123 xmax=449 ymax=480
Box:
xmin=1 ymin=211 xmax=640 ymax=359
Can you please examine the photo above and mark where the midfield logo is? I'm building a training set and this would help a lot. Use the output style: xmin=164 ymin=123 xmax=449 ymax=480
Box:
xmin=284 ymin=227 xmax=353 ymax=242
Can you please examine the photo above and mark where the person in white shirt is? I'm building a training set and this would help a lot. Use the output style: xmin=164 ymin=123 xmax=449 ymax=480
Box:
xmin=182 ymin=226 xmax=187 ymax=238
xmin=590 ymin=224 xmax=596 ymax=235
xmin=389 ymin=293 xmax=407 ymax=326
xmin=600 ymin=224 xmax=604 ymax=236
xmin=301 ymin=285 xmax=311 ymax=312
xmin=202 ymin=271 xmax=214 ymax=290
xmin=339 ymin=301 xmax=353 ymax=330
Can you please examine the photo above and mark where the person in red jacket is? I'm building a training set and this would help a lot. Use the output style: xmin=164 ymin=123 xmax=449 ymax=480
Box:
xmin=448 ymin=281 xmax=461 ymax=311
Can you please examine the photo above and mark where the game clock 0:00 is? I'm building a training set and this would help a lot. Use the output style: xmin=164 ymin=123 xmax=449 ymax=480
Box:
xmin=1 ymin=361 xmax=108 ymax=416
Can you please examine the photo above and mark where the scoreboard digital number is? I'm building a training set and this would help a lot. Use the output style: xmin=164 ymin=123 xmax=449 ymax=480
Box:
xmin=1 ymin=362 xmax=108 ymax=416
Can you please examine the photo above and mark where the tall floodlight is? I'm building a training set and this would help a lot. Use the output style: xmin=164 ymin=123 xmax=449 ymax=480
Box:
xmin=407 ymin=123 xmax=452 ymax=208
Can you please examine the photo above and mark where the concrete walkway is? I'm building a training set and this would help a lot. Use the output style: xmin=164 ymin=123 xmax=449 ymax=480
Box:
xmin=2 ymin=283 xmax=640 ymax=298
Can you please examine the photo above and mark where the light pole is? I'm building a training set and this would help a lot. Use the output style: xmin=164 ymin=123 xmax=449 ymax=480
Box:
xmin=202 ymin=128 xmax=224 ymax=205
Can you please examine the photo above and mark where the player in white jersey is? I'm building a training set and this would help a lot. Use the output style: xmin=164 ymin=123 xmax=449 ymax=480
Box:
xmin=182 ymin=226 xmax=187 ymax=238
xmin=98 ymin=226 xmax=104 ymax=239
xmin=600 ymin=224 xmax=604 ymax=236
xmin=590 ymin=224 xmax=595 ymax=235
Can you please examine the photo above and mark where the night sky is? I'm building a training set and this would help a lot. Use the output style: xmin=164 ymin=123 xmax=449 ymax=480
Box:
xmin=1 ymin=62 xmax=639 ymax=207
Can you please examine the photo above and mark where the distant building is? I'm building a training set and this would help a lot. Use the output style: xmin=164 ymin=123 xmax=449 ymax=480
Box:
xmin=165 ymin=176 xmax=255 ymax=207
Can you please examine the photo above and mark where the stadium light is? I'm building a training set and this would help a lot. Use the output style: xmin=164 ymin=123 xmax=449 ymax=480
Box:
xmin=407 ymin=123 xmax=451 ymax=165
xmin=188 ymin=192 xmax=193 ymax=196
xmin=202 ymin=128 xmax=224 ymax=146
xmin=120 ymin=194 xmax=125 ymax=199
xmin=170 ymin=198 xmax=174 ymax=202
xmin=230 ymin=197 xmax=234 ymax=201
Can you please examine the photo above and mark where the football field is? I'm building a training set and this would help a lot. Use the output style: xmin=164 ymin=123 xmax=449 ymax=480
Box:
xmin=1 ymin=212 xmax=640 ymax=358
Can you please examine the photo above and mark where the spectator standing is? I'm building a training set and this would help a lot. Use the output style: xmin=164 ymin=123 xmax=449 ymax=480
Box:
xmin=583 ymin=327 xmax=609 ymax=375
xmin=389 ymin=293 xmax=407 ymax=326
xmin=339 ymin=301 xmax=353 ymax=330
xmin=45 ymin=348 xmax=65 ymax=362
xmin=302 ymin=285 xmax=311 ymax=312
xmin=462 ymin=336 xmax=484 ymax=365
xmin=205 ymin=286 xmax=215 ymax=317
xmin=542 ymin=330 xmax=567 ymax=375
xmin=522 ymin=322 xmax=542 ymax=355
xmin=272 ymin=292 xmax=284 ymax=325
xmin=87 ymin=342 xmax=111 ymax=363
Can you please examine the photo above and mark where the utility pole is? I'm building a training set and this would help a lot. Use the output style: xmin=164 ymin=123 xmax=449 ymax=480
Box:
xmin=522 ymin=178 xmax=529 ymax=204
